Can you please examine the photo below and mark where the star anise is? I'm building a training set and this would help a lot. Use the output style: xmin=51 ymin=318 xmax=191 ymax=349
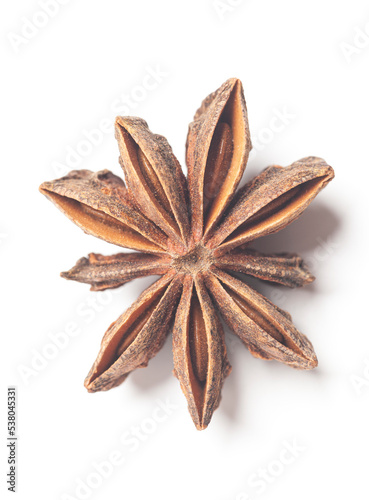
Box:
xmin=40 ymin=78 xmax=334 ymax=430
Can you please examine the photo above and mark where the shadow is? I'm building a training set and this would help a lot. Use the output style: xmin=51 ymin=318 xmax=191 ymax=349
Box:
xmin=308 ymin=366 xmax=327 ymax=380
xmin=129 ymin=333 xmax=174 ymax=392
xmin=216 ymin=202 xmax=342 ymax=424
xmin=251 ymin=202 xmax=341 ymax=255
xmin=219 ymin=328 xmax=248 ymax=427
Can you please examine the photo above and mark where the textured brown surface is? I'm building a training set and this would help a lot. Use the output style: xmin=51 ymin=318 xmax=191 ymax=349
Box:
xmin=40 ymin=78 xmax=334 ymax=430
xmin=172 ymin=275 xmax=231 ymax=429
xmin=217 ymin=249 xmax=315 ymax=288
xmin=61 ymin=252 xmax=170 ymax=291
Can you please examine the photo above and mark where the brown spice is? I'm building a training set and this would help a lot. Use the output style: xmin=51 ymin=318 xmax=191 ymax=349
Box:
xmin=40 ymin=78 xmax=334 ymax=430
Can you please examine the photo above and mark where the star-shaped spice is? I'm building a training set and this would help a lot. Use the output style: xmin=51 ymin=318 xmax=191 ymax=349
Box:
xmin=40 ymin=78 xmax=334 ymax=430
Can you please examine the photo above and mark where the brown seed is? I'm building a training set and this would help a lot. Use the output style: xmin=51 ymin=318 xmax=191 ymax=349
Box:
xmin=137 ymin=148 xmax=173 ymax=214
xmin=203 ymin=121 xmax=233 ymax=215
xmin=189 ymin=291 xmax=209 ymax=384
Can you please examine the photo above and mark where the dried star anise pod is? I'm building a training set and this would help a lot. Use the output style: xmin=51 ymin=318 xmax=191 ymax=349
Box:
xmin=40 ymin=78 xmax=334 ymax=430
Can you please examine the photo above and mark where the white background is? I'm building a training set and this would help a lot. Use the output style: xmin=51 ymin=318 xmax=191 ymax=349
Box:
xmin=1 ymin=1 xmax=369 ymax=499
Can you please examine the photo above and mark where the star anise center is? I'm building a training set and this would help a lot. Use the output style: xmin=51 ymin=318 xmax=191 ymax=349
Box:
xmin=172 ymin=244 xmax=213 ymax=276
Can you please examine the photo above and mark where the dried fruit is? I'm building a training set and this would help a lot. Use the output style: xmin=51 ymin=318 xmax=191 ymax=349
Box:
xmin=40 ymin=78 xmax=334 ymax=430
